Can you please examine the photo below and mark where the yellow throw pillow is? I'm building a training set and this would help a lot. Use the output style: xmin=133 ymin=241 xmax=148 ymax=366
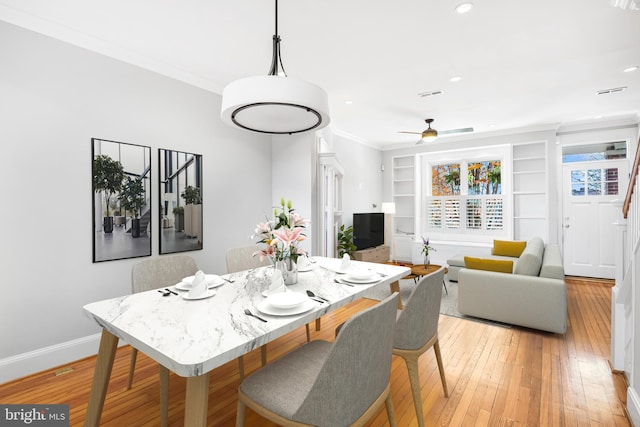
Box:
xmin=464 ymin=256 xmax=513 ymax=274
xmin=492 ymin=240 xmax=527 ymax=257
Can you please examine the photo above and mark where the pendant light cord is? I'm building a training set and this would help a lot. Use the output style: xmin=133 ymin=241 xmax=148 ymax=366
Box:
xmin=268 ymin=0 xmax=287 ymax=77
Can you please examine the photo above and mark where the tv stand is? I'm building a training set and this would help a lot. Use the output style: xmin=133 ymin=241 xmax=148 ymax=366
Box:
xmin=353 ymin=245 xmax=390 ymax=263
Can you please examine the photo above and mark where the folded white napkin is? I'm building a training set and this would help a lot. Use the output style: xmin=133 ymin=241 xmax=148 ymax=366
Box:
xmin=340 ymin=253 xmax=352 ymax=271
xmin=264 ymin=269 xmax=285 ymax=296
xmin=188 ymin=270 xmax=208 ymax=298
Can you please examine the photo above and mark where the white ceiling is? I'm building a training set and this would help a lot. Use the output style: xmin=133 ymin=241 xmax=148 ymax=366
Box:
xmin=1 ymin=0 xmax=639 ymax=149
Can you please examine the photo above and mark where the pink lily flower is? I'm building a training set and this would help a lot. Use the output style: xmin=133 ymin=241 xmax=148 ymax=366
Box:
xmin=273 ymin=227 xmax=304 ymax=248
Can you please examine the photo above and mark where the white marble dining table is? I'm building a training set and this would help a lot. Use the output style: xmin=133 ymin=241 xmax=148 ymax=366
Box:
xmin=82 ymin=257 xmax=410 ymax=427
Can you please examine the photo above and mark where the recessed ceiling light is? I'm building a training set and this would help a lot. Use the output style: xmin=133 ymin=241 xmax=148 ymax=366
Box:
xmin=624 ymin=65 xmax=639 ymax=73
xmin=455 ymin=2 xmax=474 ymax=13
xmin=345 ymin=100 xmax=353 ymax=105
xmin=450 ymin=76 xmax=462 ymax=82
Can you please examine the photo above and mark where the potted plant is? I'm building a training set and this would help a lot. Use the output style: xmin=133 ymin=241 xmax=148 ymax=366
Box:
xmin=181 ymin=185 xmax=202 ymax=238
xmin=337 ymin=224 xmax=357 ymax=259
xmin=93 ymin=154 xmax=125 ymax=233
xmin=181 ymin=185 xmax=201 ymax=205
xmin=173 ymin=206 xmax=184 ymax=231
xmin=119 ymin=177 xmax=145 ymax=238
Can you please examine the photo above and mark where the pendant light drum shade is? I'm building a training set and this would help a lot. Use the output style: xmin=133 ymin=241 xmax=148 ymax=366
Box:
xmin=220 ymin=76 xmax=330 ymax=135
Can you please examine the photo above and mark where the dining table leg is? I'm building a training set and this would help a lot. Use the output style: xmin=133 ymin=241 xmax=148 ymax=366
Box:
xmin=84 ymin=329 xmax=119 ymax=427
xmin=159 ymin=365 xmax=169 ymax=427
xmin=184 ymin=373 xmax=210 ymax=427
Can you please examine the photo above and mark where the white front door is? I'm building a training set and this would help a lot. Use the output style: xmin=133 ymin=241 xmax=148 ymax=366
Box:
xmin=562 ymin=160 xmax=628 ymax=278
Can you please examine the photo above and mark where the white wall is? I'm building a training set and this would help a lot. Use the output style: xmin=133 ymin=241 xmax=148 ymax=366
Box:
xmin=332 ymin=133 xmax=383 ymax=227
xmin=272 ymin=131 xmax=383 ymax=256
xmin=0 ymin=21 xmax=273 ymax=382
xmin=272 ymin=133 xmax=315 ymax=254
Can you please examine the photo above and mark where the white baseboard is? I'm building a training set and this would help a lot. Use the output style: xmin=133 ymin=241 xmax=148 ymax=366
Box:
xmin=0 ymin=333 xmax=125 ymax=384
xmin=627 ymin=386 xmax=640 ymax=424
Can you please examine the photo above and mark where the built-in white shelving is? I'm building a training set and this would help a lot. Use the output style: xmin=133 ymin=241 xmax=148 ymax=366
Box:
xmin=391 ymin=156 xmax=416 ymax=261
xmin=512 ymin=142 xmax=548 ymax=240
xmin=392 ymin=156 xmax=416 ymax=237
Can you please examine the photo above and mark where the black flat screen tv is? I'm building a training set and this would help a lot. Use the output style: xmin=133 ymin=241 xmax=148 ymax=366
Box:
xmin=353 ymin=213 xmax=385 ymax=250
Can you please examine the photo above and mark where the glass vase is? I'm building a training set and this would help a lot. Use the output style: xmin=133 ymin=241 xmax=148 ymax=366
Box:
xmin=275 ymin=258 xmax=298 ymax=285
xmin=424 ymin=255 xmax=430 ymax=266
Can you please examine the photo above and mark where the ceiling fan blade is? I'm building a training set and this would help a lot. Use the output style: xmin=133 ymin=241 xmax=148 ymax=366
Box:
xmin=439 ymin=127 xmax=474 ymax=135
xmin=398 ymin=131 xmax=422 ymax=135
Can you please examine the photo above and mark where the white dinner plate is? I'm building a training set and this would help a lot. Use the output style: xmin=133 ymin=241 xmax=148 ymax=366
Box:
xmin=344 ymin=269 xmax=375 ymax=280
xmin=337 ymin=275 xmax=381 ymax=285
xmin=181 ymin=275 xmax=226 ymax=288
xmin=257 ymin=299 xmax=317 ymax=316
xmin=182 ymin=289 xmax=217 ymax=300
xmin=175 ymin=278 xmax=225 ymax=291
xmin=265 ymin=292 xmax=307 ymax=309
xmin=297 ymin=265 xmax=313 ymax=272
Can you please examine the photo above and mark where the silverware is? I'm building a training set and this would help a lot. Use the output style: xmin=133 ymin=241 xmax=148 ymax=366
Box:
xmin=165 ymin=288 xmax=178 ymax=295
xmin=157 ymin=289 xmax=170 ymax=297
xmin=369 ymin=269 xmax=387 ymax=277
xmin=244 ymin=308 xmax=267 ymax=322
xmin=222 ymin=276 xmax=235 ymax=283
xmin=306 ymin=290 xmax=330 ymax=302
xmin=334 ymin=278 xmax=354 ymax=287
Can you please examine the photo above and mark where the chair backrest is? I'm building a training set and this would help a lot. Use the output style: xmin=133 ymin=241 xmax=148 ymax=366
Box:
xmin=293 ymin=293 xmax=399 ymax=426
xmin=131 ymin=255 xmax=199 ymax=293
xmin=394 ymin=266 xmax=446 ymax=350
xmin=225 ymin=245 xmax=270 ymax=273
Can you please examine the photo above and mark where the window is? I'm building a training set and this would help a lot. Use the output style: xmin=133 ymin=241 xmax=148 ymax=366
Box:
xmin=425 ymin=159 xmax=504 ymax=234
xmin=432 ymin=164 xmax=461 ymax=195
xmin=468 ymin=161 xmax=502 ymax=195
xmin=562 ymin=142 xmax=627 ymax=163
xmin=571 ymin=167 xmax=620 ymax=196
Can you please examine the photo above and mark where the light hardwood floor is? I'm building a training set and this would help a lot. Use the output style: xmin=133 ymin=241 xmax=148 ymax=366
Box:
xmin=0 ymin=278 xmax=630 ymax=426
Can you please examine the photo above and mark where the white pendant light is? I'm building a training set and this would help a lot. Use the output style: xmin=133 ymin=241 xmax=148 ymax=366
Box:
xmin=220 ymin=0 xmax=330 ymax=134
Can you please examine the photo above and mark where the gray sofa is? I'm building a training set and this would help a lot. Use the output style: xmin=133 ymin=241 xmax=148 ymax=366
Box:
xmin=450 ymin=237 xmax=567 ymax=334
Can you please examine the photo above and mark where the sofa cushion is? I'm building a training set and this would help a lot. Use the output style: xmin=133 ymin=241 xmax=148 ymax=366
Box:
xmin=492 ymin=240 xmax=527 ymax=257
xmin=464 ymin=256 xmax=514 ymax=273
xmin=540 ymin=244 xmax=565 ymax=280
xmin=513 ymin=237 xmax=544 ymax=276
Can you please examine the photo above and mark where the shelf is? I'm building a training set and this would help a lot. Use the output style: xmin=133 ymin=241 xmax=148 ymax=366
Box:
xmin=393 ymin=178 xmax=414 ymax=182
xmin=394 ymin=193 xmax=414 ymax=197
xmin=394 ymin=215 xmax=414 ymax=219
xmin=514 ymin=216 xmax=546 ymax=220
xmin=513 ymin=170 xmax=545 ymax=175
xmin=513 ymin=191 xmax=545 ymax=195
xmin=393 ymin=165 xmax=414 ymax=170
xmin=513 ymin=156 xmax=545 ymax=161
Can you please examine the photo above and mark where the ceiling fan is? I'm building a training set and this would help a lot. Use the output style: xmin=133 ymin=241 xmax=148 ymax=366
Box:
xmin=398 ymin=118 xmax=474 ymax=144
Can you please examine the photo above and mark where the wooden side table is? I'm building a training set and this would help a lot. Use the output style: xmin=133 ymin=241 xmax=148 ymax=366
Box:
xmin=411 ymin=264 xmax=449 ymax=295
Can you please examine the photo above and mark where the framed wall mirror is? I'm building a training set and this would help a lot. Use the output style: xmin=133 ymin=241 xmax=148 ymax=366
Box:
xmin=92 ymin=138 xmax=152 ymax=262
xmin=158 ymin=148 xmax=203 ymax=254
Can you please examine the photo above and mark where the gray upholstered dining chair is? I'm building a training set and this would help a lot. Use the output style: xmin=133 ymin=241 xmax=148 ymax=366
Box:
xmin=235 ymin=293 xmax=399 ymax=427
xmin=129 ymin=255 xmax=199 ymax=427
xmin=393 ymin=266 xmax=448 ymax=427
